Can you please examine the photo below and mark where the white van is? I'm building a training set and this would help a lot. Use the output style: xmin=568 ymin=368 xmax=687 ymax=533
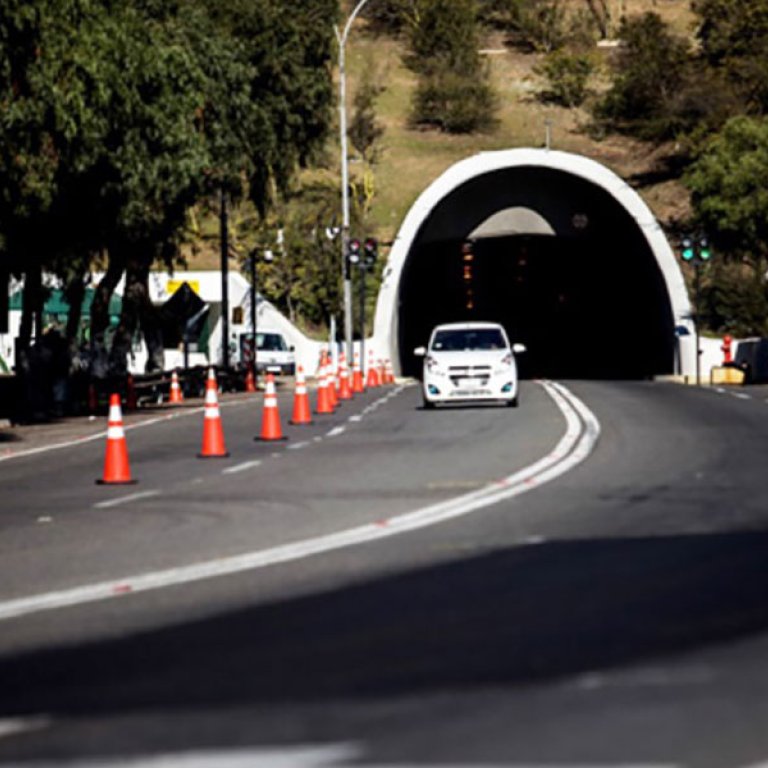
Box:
xmin=239 ymin=330 xmax=295 ymax=375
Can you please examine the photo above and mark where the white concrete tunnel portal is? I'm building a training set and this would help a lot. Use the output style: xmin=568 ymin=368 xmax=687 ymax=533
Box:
xmin=372 ymin=149 xmax=696 ymax=379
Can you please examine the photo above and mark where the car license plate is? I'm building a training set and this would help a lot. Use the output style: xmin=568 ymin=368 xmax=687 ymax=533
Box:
xmin=459 ymin=378 xmax=480 ymax=389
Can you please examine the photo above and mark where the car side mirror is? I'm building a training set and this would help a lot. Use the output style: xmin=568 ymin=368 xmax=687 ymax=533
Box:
xmin=413 ymin=346 xmax=427 ymax=357
xmin=289 ymin=346 xmax=295 ymax=352
xmin=512 ymin=343 xmax=527 ymax=354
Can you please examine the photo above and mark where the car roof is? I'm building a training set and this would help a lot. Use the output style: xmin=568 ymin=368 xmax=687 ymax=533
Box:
xmin=431 ymin=321 xmax=505 ymax=332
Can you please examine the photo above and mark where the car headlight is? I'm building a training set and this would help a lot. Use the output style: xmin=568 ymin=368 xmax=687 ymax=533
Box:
xmin=494 ymin=353 xmax=514 ymax=375
xmin=426 ymin=355 xmax=446 ymax=376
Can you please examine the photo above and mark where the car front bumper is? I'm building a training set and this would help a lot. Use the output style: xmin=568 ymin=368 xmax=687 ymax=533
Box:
xmin=422 ymin=372 xmax=517 ymax=403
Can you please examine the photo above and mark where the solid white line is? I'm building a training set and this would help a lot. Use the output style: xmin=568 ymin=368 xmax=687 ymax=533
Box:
xmin=222 ymin=460 xmax=262 ymax=475
xmin=0 ymin=717 xmax=51 ymax=741
xmin=0 ymin=381 xmax=599 ymax=622
xmin=93 ymin=491 xmax=161 ymax=509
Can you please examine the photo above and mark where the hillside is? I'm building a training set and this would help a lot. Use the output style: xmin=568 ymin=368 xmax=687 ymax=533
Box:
xmin=187 ymin=0 xmax=696 ymax=267
xmin=354 ymin=0 xmax=697 ymax=244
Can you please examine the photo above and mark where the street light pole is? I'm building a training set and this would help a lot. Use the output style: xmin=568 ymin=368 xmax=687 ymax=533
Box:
xmin=220 ymin=187 xmax=230 ymax=371
xmin=249 ymin=251 xmax=257 ymax=384
xmin=335 ymin=0 xmax=373 ymax=365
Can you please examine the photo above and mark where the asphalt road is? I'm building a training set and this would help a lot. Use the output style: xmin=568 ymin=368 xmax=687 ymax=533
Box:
xmin=1 ymin=380 xmax=768 ymax=766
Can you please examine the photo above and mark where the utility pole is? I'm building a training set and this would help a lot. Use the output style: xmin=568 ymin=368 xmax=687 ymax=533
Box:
xmin=335 ymin=0 xmax=374 ymax=365
xmin=220 ymin=187 xmax=230 ymax=371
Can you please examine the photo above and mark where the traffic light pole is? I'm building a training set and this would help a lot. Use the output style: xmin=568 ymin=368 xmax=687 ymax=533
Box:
xmin=336 ymin=0 xmax=373 ymax=366
xmin=680 ymin=234 xmax=711 ymax=386
xmin=359 ymin=263 xmax=366 ymax=378
xmin=694 ymin=260 xmax=701 ymax=387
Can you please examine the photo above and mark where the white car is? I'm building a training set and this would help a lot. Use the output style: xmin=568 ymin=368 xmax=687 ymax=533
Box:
xmin=414 ymin=322 xmax=525 ymax=408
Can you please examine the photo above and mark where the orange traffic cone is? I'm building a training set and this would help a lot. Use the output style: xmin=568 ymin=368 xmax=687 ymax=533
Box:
xmin=366 ymin=350 xmax=380 ymax=388
xmin=290 ymin=366 xmax=313 ymax=425
xmin=169 ymin=370 xmax=184 ymax=403
xmin=327 ymin=352 xmax=339 ymax=409
xmin=351 ymin=351 xmax=365 ymax=394
xmin=315 ymin=353 xmax=334 ymax=415
xmin=256 ymin=374 xmax=287 ymax=441
xmin=97 ymin=394 xmax=135 ymax=484
xmin=245 ymin=367 xmax=257 ymax=393
xmin=385 ymin=359 xmax=395 ymax=385
xmin=199 ymin=368 xmax=229 ymax=458
xmin=338 ymin=353 xmax=353 ymax=400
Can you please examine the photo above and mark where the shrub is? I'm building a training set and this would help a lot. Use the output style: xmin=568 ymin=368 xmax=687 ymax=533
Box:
xmin=537 ymin=51 xmax=594 ymax=107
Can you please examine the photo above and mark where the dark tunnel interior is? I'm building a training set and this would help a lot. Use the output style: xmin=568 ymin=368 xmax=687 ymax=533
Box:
xmin=397 ymin=167 xmax=676 ymax=379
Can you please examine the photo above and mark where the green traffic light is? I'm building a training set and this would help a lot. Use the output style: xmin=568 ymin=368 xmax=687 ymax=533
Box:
xmin=699 ymin=237 xmax=711 ymax=261
xmin=681 ymin=238 xmax=695 ymax=261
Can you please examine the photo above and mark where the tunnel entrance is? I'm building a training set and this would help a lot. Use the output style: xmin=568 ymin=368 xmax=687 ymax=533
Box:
xmin=394 ymin=164 xmax=677 ymax=379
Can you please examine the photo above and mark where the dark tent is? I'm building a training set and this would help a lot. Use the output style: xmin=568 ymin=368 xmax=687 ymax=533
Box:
xmin=160 ymin=282 xmax=208 ymax=349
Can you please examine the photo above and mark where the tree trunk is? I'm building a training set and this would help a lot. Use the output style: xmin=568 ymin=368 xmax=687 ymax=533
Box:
xmin=109 ymin=249 xmax=164 ymax=376
xmin=584 ymin=0 xmax=610 ymax=38
xmin=18 ymin=261 xmax=42 ymax=353
xmin=64 ymin=272 xmax=86 ymax=368
xmin=90 ymin=248 xmax=125 ymax=380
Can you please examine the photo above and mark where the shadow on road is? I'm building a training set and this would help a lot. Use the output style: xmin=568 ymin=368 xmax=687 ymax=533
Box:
xmin=3 ymin=530 xmax=768 ymax=720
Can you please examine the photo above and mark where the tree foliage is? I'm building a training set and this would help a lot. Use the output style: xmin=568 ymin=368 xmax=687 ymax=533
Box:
xmin=406 ymin=0 xmax=498 ymax=134
xmin=0 ymin=0 xmax=337 ymax=382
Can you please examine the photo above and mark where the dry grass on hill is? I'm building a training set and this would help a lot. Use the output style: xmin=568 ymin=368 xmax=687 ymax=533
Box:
xmin=186 ymin=1 xmax=695 ymax=269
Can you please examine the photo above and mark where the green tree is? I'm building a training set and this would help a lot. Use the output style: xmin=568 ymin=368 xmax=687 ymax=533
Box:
xmin=407 ymin=0 xmax=498 ymax=134
xmin=595 ymin=13 xmax=691 ymax=141
xmin=684 ymin=116 xmax=768 ymax=334
xmin=536 ymin=50 xmax=594 ymax=107
xmin=685 ymin=115 xmax=768 ymax=258
xmin=348 ymin=60 xmax=386 ymax=165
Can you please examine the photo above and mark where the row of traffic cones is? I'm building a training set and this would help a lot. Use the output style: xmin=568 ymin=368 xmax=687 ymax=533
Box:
xmin=97 ymin=355 xmax=396 ymax=484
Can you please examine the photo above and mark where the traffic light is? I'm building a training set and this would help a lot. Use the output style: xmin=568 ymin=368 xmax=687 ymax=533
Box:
xmin=681 ymin=236 xmax=695 ymax=262
xmin=347 ymin=238 xmax=361 ymax=265
xmin=680 ymin=234 xmax=713 ymax=264
xmin=363 ymin=237 xmax=378 ymax=267
xmin=699 ymin=236 xmax=712 ymax=261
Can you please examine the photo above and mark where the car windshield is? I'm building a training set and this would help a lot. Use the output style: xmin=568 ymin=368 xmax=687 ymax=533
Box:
xmin=431 ymin=328 xmax=507 ymax=351
xmin=257 ymin=333 xmax=288 ymax=352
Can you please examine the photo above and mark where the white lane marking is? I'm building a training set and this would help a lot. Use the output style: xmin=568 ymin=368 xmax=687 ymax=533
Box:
xmin=348 ymin=415 xmax=363 ymax=422
xmin=0 ymin=746 xmax=679 ymax=768
xmin=288 ymin=441 xmax=310 ymax=451
xmin=222 ymin=460 xmax=262 ymax=475
xmin=0 ymin=382 xmax=598 ymax=622
xmin=0 ymin=716 xmax=51 ymax=741
xmin=326 ymin=426 xmax=346 ymax=438
xmin=0 ymin=396 xmax=266 ymax=464
xmin=732 ymin=392 xmax=752 ymax=400
xmin=93 ymin=491 xmax=161 ymax=509
xmin=0 ymin=744 xmax=358 ymax=767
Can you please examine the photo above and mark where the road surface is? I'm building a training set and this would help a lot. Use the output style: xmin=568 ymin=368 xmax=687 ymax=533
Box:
xmin=0 ymin=380 xmax=767 ymax=767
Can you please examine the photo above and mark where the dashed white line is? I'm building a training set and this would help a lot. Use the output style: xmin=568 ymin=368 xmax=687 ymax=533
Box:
xmin=0 ymin=381 xmax=599 ymax=622
xmin=222 ymin=460 xmax=262 ymax=475
xmin=326 ymin=426 xmax=346 ymax=438
xmin=732 ymin=392 xmax=752 ymax=400
xmin=288 ymin=441 xmax=310 ymax=451
xmin=93 ymin=490 xmax=161 ymax=509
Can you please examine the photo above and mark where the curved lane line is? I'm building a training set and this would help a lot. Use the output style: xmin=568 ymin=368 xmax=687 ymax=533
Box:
xmin=0 ymin=381 xmax=600 ymax=622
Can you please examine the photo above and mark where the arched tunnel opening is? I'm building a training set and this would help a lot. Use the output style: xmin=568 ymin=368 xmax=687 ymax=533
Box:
xmin=397 ymin=166 xmax=676 ymax=379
